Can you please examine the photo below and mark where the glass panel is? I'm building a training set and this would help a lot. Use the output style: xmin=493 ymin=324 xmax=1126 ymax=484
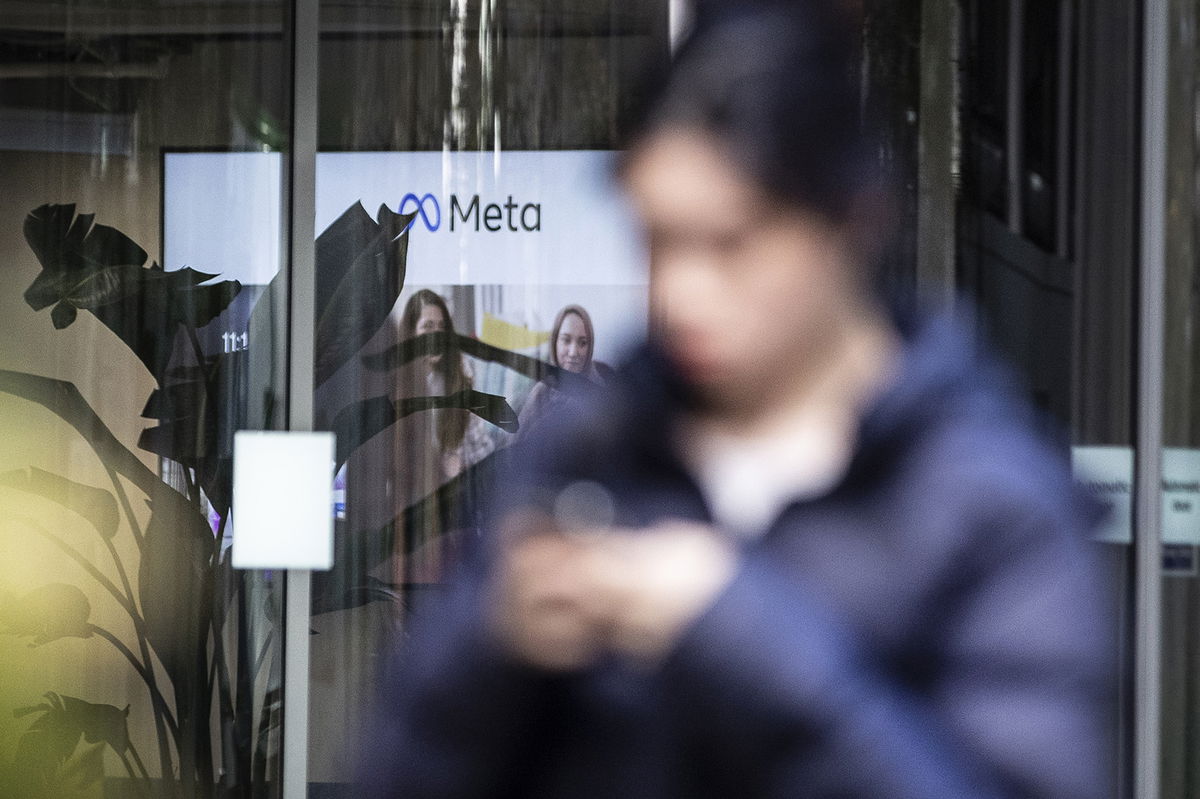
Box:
xmin=962 ymin=0 xmax=1010 ymax=221
xmin=1020 ymin=0 xmax=1061 ymax=252
xmin=306 ymin=1 xmax=668 ymax=792
xmin=0 ymin=2 xmax=290 ymax=797
xmin=1160 ymin=0 xmax=1200 ymax=793
xmin=959 ymin=1 xmax=1136 ymax=795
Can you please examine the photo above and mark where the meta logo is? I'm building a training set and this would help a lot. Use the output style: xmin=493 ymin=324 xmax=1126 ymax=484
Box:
xmin=399 ymin=192 xmax=542 ymax=234
xmin=399 ymin=193 xmax=441 ymax=232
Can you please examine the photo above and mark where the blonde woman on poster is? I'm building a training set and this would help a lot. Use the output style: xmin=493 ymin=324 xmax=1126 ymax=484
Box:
xmin=518 ymin=304 xmax=612 ymax=438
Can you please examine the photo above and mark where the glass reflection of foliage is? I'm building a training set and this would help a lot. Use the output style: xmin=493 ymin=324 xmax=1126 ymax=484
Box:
xmin=2 ymin=203 xmax=246 ymax=799
xmin=0 ymin=200 xmax=534 ymax=797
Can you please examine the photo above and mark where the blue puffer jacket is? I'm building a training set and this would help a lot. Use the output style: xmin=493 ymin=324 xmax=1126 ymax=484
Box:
xmin=361 ymin=312 xmax=1114 ymax=799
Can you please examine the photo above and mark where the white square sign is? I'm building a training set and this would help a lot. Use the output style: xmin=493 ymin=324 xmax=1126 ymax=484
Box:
xmin=232 ymin=431 xmax=336 ymax=570
xmin=1072 ymin=446 xmax=1133 ymax=544
xmin=1163 ymin=448 xmax=1200 ymax=545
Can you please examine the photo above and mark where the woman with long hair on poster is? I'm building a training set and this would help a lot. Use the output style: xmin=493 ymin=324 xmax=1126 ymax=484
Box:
xmin=390 ymin=289 xmax=497 ymax=579
xmin=396 ymin=289 xmax=485 ymax=479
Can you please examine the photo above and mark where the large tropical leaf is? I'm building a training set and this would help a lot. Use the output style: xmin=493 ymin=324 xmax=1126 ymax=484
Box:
xmin=314 ymin=201 xmax=377 ymax=311
xmin=0 ymin=370 xmax=160 ymax=497
xmin=22 ymin=203 xmax=242 ymax=382
xmin=138 ymin=351 xmax=244 ymax=517
xmin=87 ymin=265 xmax=240 ymax=382
xmin=136 ymin=480 xmax=215 ymax=787
xmin=22 ymin=204 xmax=146 ymax=311
xmin=11 ymin=698 xmax=85 ymax=790
xmin=13 ymin=694 xmax=132 ymax=754
xmin=313 ymin=202 xmax=414 ymax=387
xmin=137 ymin=483 xmax=213 ymax=691
xmin=138 ymin=379 xmax=210 ymax=461
xmin=427 ymin=389 xmax=519 ymax=432
xmin=0 ymin=468 xmax=119 ymax=539
xmin=0 ymin=584 xmax=92 ymax=646
xmin=10 ymin=693 xmax=131 ymax=796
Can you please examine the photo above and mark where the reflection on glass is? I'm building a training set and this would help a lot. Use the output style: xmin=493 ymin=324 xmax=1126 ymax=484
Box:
xmin=1160 ymin=0 xmax=1200 ymax=788
xmin=0 ymin=3 xmax=288 ymax=797
xmin=307 ymin=1 xmax=667 ymax=789
xmin=958 ymin=1 xmax=1136 ymax=793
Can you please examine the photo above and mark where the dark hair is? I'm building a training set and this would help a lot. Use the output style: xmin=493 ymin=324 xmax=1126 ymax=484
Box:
xmin=398 ymin=288 xmax=469 ymax=451
xmin=620 ymin=0 xmax=878 ymax=221
xmin=401 ymin=289 xmax=451 ymax=341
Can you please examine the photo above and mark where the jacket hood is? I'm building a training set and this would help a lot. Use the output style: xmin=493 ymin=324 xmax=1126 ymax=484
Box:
xmin=607 ymin=306 xmax=1081 ymax=512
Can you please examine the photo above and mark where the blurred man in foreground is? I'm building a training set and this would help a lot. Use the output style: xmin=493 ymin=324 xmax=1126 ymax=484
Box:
xmin=362 ymin=2 xmax=1112 ymax=797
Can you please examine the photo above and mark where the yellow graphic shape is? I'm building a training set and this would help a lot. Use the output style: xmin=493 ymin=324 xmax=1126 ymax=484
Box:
xmin=480 ymin=313 xmax=549 ymax=352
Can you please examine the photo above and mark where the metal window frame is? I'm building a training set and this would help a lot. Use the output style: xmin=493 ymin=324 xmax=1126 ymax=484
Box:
xmin=916 ymin=0 xmax=959 ymax=303
xmin=1005 ymin=0 xmax=1025 ymax=235
xmin=1135 ymin=0 xmax=1167 ymax=797
xmin=282 ymin=1 xmax=320 ymax=798
xmin=1055 ymin=0 xmax=1074 ymax=261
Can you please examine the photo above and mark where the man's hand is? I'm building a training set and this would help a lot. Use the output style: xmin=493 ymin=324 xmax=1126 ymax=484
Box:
xmin=591 ymin=521 xmax=736 ymax=663
xmin=489 ymin=513 xmax=736 ymax=670
xmin=489 ymin=525 xmax=612 ymax=670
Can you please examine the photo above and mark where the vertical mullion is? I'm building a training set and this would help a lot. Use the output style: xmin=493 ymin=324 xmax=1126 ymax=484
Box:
xmin=1005 ymin=0 xmax=1024 ymax=234
xmin=917 ymin=0 xmax=959 ymax=304
xmin=1135 ymin=0 xmax=1167 ymax=796
xmin=1055 ymin=0 xmax=1073 ymax=260
xmin=283 ymin=0 xmax=320 ymax=798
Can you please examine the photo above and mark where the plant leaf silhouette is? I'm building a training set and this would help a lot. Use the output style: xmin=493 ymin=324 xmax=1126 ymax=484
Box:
xmin=137 ymin=481 xmax=215 ymax=789
xmin=435 ymin=388 xmax=519 ymax=431
xmin=139 ymin=351 xmax=244 ymax=517
xmin=0 ymin=370 xmax=160 ymax=497
xmin=12 ymin=692 xmax=131 ymax=794
xmin=0 ymin=468 xmax=120 ymax=540
xmin=13 ymin=694 xmax=133 ymax=753
xmin=329 ymin=389 xmax=517 ymax=467
xmin=138 ymin=484 xmax=213 ymax=692
xmin=362 ymin=331 xmax=594 ymax=392
xmin=22 ymin=204 xmax=146 ymax=311
xmin=12 ymin=697 xmax=83 ymax=788
xmin=0 ymin=585 xmax=93 ymax=646
xmin=63 ymin=740 xmax=106 ymax=792
xmin=314 ymin=202 xmax=414 ymax=387
xmin=22 ymin=203 xmax=242 ymax=382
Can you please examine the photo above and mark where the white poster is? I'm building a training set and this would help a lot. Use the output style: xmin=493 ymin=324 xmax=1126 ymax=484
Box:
xmin=164 ymin=150 xmax=645 ymax=288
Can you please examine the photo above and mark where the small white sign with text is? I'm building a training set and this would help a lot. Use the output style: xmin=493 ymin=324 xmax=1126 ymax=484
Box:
xmin=1163 ymin=448 xmax=1200 ymax=545
xmin=1071 ymin=446 xmax=1200 ymax=545
xmin=1071 ymin=446 xmax=1133 ymax=544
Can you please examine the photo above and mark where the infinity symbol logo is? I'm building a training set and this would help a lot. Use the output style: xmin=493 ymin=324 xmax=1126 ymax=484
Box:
xmin=399 ymin=192 xmax=441 ymax=232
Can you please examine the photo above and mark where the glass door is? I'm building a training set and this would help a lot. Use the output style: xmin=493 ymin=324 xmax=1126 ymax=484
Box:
xmin=302 ymin=3 xmax=669 ymax=792
xmin=1156 ymin=0 xmax=1200 ymax=794
xmin=957 ymin=1 xmax=1137 ymax=794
